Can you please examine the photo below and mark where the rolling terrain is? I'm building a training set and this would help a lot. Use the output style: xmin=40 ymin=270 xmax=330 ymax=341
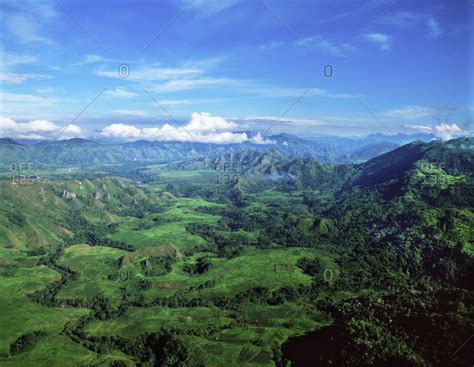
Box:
xmin=0 ymin=137 xmax=472 ymax=366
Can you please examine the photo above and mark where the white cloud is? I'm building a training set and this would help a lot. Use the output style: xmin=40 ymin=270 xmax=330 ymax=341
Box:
xmin=104 ymin=89 xmax=137 ymax=98
xmin=3 ymin=13 xmax=53 ymax=44
xmin=97 ymin=57 xmax=348 ymax=99
xmin=0 ymin=49 xmax=38 ymax=67
xmin=0 ymin=91 xmax=58 ymax=106
xmin=383 ymin=11 xmax=424 ymax=27
xmin=251 ymin=132 xmax=276 ymax=145
xmin=97 ymin=66 xmax=202 ymax=81
xmin=100 ymin=123 xmax=142 ymax=139
xmin=249 ymin=86 xmax=351 ymax=99
xmin=260 ymin=36 xmax=349 ymax=57
xmin=434 ymin=123 xmax=461 ymax=140
xmin=297 ymin=36 xmax=349 ymax=56
xmin=77 ymin=54 xmax=109 ymax=65
xmin=75 ymin=54 xmax=130 ymax=65
xmin=0 ymin=71 xmax=52 ymax=84
xmin=111 ymin=109 xmax=153 ymax=117
xmin=20 ymin=119 xmax=58 ymax=133
xmin=149 ymin=77 xmax=234 ymax=93
xmin=382 ymin=105 xmax=433 ymax=119
xmin=403 ymin=124 xmax=433 ymax=134
xmin=427 ymin=18 xmax=443 ymax=38
xmin=0 ymin=117 xmax=17 ymax=134
xmin=100 ymin=112 xmax=248 ymax=143
xmin=263 ymin=33 xmax=390 ymax=56
xmin=35 ymin=87 xmax=56 ymax=94
xmin=0 ymin=49 xmax=52 ymax=84
xmin=159 ymin=99 xmax=193 ymax=106
xmin=1 ymin=1 xmax=56 ymax=44
xmin=383 ymin=12 xmax=443 ymax=38
xmin=259 ymin=41 xmax=285 ymax=51
xmin=365 ymin=33 xmax=391 ymax=50
xmin=0 ymin=92 xmax=60 ymax=118
xmin=150 ymin=77 xmax=350 ymax=99
xmin=246 ymin=116 xmax=327 ymax=127
xmin=84 ymin=54 xmax=106 ymax=64
xmin=186 ymin=112 xmax=238 ymax=132
xmin=188 ymin=0 xmax=239 ymax=17
xmin=0 ymin=117 xmax=83 ymax=140
xmin=404 ymin=122 xmax=463 ymax=140
xmin=63 ymin=124 xmax=83 ymax=135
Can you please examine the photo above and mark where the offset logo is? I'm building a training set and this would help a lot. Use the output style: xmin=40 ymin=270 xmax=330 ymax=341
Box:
xmin=10 ymin=162 xmax=38 ymax=185
xmin=215 ymin=162 xmax=240 ymax=185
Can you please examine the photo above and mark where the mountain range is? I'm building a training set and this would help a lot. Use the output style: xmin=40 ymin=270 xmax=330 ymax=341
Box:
xmin=0 ymin=132 xmax=436 ymax=167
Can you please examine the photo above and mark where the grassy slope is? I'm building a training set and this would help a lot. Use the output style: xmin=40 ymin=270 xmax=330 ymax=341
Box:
xmin=108 ymin=197 xmax=222 ymax=251
xmin=0 ymin=265 xmax=102 ymax=365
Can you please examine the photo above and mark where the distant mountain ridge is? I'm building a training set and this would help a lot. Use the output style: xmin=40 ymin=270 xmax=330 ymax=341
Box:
xmin=0 ymin=132 xmax=436 ymax=166
xmin=192 ymin=137 xmax=474 ymax=195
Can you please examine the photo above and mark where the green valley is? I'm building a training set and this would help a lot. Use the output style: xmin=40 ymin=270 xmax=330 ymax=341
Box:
xmin=0 ymin=137 xmax=472 ymax=366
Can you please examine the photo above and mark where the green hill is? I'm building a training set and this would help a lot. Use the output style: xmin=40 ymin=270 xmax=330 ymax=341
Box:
xmin=0 ymin=176 xmax=171 ymax=254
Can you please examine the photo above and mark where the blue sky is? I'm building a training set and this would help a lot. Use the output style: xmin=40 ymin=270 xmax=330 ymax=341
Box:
xmin=0 ymin=0 xmax=472 ymax=142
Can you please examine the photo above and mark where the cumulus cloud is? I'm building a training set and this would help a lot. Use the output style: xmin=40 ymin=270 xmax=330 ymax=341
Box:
xmin=100 ymin=123 xmax=142 ymax=139
xmin=251 ymin=132 xmax=276 ymax=145
xmin=63 ymin=124 xmax=83 ymax=136
xmin=100 ymin=112 xmax=248 ymax=143
xmin=186 ymin=112 xmax=238 ymax=132
xmin=404 ymin=122 xmax=463 ymax=140
xmin=0 ymin=117 xmax=83 ymax=140
xmin=0 ymin=113 xmax=287 ymax=144
xmin=19 ymin=119 xmax=58 ymax=133
xmin=434 ymin=123 xmax=461 ymax=140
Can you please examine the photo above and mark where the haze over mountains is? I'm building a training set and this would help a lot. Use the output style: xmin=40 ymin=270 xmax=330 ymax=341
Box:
xmin=0 ymin=131 xmax=438 ymax=166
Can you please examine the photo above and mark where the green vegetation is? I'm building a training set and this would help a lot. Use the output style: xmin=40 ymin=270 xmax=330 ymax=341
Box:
xmin=0 ymin=137 xmax=473 ymax=366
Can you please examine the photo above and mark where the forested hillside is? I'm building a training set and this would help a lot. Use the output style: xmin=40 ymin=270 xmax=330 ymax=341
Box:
xmin=0 ymin=138 xmax=472 ymax=366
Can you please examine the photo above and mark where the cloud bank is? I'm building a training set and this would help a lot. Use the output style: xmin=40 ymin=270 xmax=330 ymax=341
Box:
xmin=0 ymin=117 xmax=84 ymax=140
xmin=0 ymin=113 xmax=278 ymax=144
xmin=404 ymin=122 xmax=463 ymax=140
xmin=100 ymin=112 xmax=248 ymax=143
